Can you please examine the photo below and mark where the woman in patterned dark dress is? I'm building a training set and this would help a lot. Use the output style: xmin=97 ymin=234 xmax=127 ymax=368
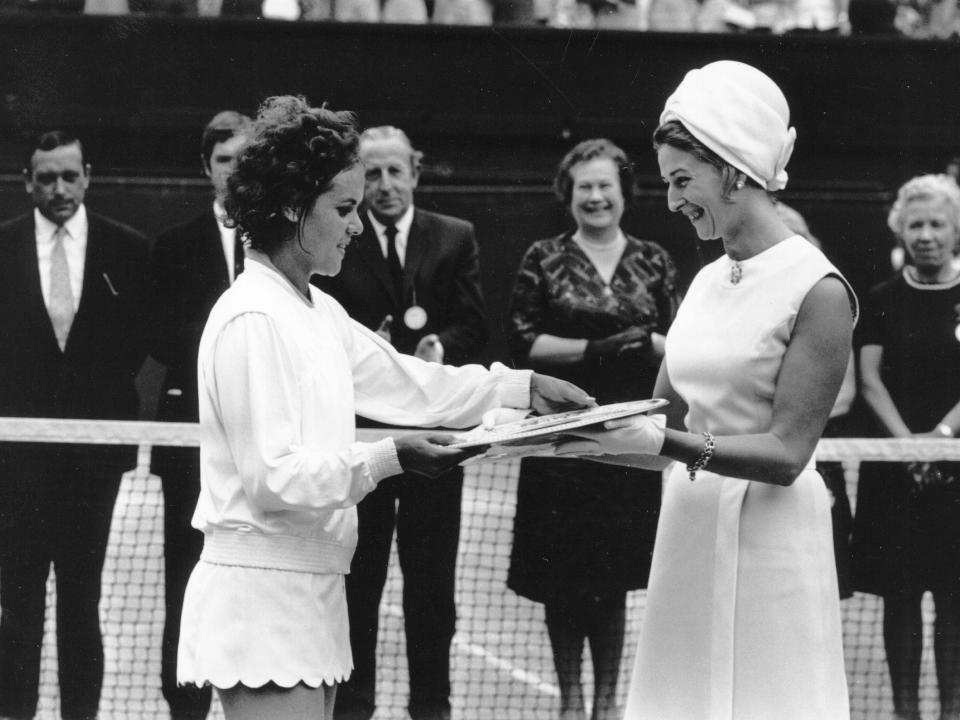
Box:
xmin=506 ymin=138 xmax=679 ymax=720
xmin=852 ymin=173 xmax=960 ymax=720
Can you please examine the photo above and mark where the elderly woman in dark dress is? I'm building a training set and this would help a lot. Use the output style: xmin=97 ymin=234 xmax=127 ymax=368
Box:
xmin=852 ymin=173 xmax=960 ymax=720
xmin=506 ymin=138 xmax=679 ymax=720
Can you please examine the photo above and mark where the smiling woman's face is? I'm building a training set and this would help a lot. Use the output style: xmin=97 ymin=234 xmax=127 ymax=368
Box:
xmin=657 ymin=144 xmax=731 ymax=241
xmin=295 ymin=162 xmax=365 ymax=278
xmin=899 ymin=196 xmax=960 ymax=273
xmin=569 ymin=156 xmax=624 ymax=234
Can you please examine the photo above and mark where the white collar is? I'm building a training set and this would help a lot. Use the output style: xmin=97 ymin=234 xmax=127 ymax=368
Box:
xmin=213 ymin=200 xmax=229 ymax=228
xmin=366 ymin=204 xmax=414 ymax=238
xmin=244 ymin=249 xmax=318 ymax=308
xmin=35 ymin=204 xmax=88 ymax=241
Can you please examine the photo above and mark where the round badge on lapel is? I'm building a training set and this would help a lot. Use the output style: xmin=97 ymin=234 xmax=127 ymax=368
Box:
xmin=404 ymin=305 xmax=428 ymax=330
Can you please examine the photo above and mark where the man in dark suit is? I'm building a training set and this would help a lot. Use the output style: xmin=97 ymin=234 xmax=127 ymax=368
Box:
xmin=0 ymin=130 xmax=150 ymax=720
xmin=314 ymin=126 xmax=488 ymax=720
xmin=148 ymin=110 xmax=250 ymax=720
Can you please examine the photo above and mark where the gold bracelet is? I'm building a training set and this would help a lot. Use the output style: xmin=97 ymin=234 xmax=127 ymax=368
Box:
xmin=687 ymin=431 xmax=715 ymax=482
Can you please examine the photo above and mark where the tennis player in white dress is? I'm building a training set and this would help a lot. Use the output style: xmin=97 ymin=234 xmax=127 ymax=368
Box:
xmin=560 ymin=61 xmax=858 ymax=720
xmin=175 ymin=95 xmax=593 ymax=720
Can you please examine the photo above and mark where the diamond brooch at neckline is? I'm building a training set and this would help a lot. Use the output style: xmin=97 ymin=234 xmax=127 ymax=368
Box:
xmin=730 ymin=261 xmax=743 ymax=285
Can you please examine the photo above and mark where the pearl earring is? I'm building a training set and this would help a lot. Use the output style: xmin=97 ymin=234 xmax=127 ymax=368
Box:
xmin=735 ymin=180 xmax=745 ymax=190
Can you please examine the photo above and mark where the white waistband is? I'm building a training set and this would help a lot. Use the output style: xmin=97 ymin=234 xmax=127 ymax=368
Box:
xmin=201 ymin=531 xmax=353 ymax=574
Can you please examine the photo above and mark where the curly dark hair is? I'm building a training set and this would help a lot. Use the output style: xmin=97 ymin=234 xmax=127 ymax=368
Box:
xmin=553 ymin=138 xmax=636 ymax=206
xmin=225 ymin=95 xmax=360 ymax=253
xmin=653 ymin=120 xmax=753 ymax=199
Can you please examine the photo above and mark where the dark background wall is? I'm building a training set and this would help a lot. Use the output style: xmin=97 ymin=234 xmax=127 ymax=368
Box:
xmin=2 ymin=16 xmax=958 ymax=371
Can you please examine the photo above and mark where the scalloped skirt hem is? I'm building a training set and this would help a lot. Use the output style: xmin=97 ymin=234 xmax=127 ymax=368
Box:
xmin=181 ymin=672 xmax=350 ymax=691
xmin=177 ymin=560 xmax=353 ymax=688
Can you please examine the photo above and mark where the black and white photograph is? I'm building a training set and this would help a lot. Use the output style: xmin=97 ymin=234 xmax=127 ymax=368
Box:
xmin=1 ymin=5 xmax=960 ymax=720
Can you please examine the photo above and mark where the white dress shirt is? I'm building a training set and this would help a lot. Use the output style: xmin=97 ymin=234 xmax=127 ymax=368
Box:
xmin=367 ymin=204 xmax=414 ymax=267
xmin=213 ymin=201 xmax=241 ymax=284
xmin=35 ymin=205 xmax=88 ymax=311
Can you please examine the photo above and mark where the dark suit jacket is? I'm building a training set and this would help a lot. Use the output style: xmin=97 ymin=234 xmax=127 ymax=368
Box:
xmin=149 ymin=211 xmax=231 ymax=423
xmin=314 ymin=207 xmax=488 ymax=368
xmin=0 ymin=210 xmax=149 ymax=466
xmin=149 ymin=211 xmax=232 ymax=475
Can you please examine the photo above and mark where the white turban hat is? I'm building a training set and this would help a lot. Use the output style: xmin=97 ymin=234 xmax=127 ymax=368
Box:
xmin=659 ymin=60 xmax=797 ymax=192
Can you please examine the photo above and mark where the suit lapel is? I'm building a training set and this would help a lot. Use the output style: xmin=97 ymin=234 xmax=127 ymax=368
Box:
xmin=18 ymin=218 xmax=57 ymax=349
xmin=404 ymin=210 xmax=427 ymax=294
xmin=71 ymin=214 xmax=107 ymax=352
xmin=198 ymin=213 xmax=231 ymax=290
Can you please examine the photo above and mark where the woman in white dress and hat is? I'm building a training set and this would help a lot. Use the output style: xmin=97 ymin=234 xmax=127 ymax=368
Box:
xmin=561 ymin=60 xmax=858 ymax=719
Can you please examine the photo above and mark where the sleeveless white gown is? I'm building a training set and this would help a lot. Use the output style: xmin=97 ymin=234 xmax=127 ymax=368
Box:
xmin=624 ymin=235 xmax=853 ymax=720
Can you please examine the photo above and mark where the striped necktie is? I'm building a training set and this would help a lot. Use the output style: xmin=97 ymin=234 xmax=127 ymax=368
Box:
xmin=48 ymin=226 xmax=75 ymax=351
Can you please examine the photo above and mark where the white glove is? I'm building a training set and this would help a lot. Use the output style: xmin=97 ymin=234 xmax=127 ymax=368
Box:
xmin=460 ymin=440 xmax=557 ymax=466
xmin=556 ymin=414 xmax=666 ymax=457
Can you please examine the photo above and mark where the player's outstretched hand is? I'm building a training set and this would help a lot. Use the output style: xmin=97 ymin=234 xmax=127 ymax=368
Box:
xmin=394 ymin=432 xmax=480 ymax=478
xmin=529 ymin=373 xmax=596 ymax=416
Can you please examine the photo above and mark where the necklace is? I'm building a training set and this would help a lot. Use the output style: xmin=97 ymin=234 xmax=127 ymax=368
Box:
xmin=730 ymin=261 xmax=743 ymax=285
xmin=572 ymin=231 xmax=624 ymax=295
xmin=908 ymin=266 xmax=960 ymax=285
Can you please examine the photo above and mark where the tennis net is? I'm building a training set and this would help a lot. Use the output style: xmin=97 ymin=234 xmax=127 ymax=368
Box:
xmin=1 ymin=418 xmax=958 ymax=719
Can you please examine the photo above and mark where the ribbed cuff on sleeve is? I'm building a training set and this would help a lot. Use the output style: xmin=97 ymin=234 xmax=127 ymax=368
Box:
xmin=365 ymin=437 xmax=404 ymax=483
xmin=492 ymin=364 xmax=533 ymax=410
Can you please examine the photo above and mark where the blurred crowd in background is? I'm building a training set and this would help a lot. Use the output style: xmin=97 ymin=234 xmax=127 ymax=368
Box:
xmin=3 ymin=0 xmax=958 ymax=39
